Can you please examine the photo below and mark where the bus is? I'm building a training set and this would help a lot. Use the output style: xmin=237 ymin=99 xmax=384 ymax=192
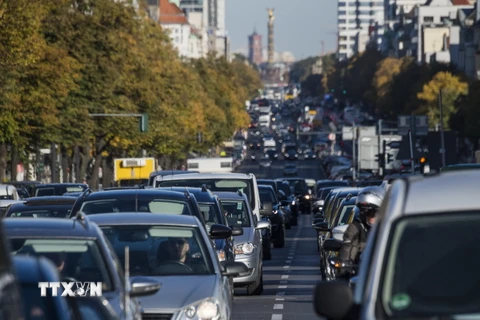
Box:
xmin=187 ymin=157 xmax=234 ymax=173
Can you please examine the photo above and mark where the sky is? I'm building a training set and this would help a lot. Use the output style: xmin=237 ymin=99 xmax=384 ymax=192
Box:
xmin=225 ymin=0 xmax=337 ymax=61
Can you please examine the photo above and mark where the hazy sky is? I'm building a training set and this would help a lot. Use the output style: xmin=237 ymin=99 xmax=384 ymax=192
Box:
xmin=225 ymin=0 xmax=337 ymax=61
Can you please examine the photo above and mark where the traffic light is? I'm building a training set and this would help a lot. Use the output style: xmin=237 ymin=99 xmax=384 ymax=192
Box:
xmin=419 ymin=156 xmax=427 ymax=164
xmin=342 ymin=90 xmax=347 ymax=94
xmin=386 ymin=153 xmax=393 ymax=164
xmin=375 ymin=153 xmax=385 ymax=167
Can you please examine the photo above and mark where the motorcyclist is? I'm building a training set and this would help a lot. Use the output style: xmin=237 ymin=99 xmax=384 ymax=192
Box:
xmin=337 ymin=186 xmax=385 ymax=277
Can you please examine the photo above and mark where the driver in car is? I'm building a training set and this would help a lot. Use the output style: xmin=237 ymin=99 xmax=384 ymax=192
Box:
xmin=166 ymin=237 xmax=190 ymax=263
xmin=153 ymin=237 xmax=192 ymax=273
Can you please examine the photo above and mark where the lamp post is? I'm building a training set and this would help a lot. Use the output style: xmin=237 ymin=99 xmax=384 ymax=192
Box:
xmin=438 ymin=89 xmax=446 ymax=169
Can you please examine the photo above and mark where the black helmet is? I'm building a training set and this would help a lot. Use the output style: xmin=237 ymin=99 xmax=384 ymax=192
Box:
xmin=356 ymin=186 xmax=385 ymax=219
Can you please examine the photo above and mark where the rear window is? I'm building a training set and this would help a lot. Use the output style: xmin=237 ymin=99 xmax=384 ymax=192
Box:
xmin=80 ymin=198 xmax=192 ymax=215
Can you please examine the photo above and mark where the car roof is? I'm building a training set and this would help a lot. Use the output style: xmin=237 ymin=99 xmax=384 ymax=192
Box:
xmin=19 ymin=196 xmax=78 ymax=206
xmin=86 ymin=212 xmax=201 ymax=227
xmin=159 ymin=187 xmax=215 ymax=202
xmin=35 ymin=183 xmax=87 ymax=187
xmin=213 ymin=191 xmax=246 ymax=201
xmin=402 ymin=170 xmax=480 ymax=214
xmin=258 ymin=185 xmax=275 ymax=191
xmin=83 ymin=189 xmax=189 ymax=200
xmin=4 ymin=218 xmax=101 ymax=238
xmin=156 ymin=173 xmax=252 ymax=181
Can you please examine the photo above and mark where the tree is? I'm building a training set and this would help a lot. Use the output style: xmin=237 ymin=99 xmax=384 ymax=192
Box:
xmin=417 ymin=71 xmax=468 ymax=130
xmin=463 ymin=80 xmax=480 ymax=140
xmin=372 ymin=56 xmax=402 ymax=115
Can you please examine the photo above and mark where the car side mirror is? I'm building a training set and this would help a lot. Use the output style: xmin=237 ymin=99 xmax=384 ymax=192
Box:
xmin=313 ymin=221 xmax=329 ymax=232
xmin=255 ymin=221 xmax=270 ymax=230
xmin=231 ymin=226 xmax=244 ymax=236
xmin=323 ymin=238 xmax=342 ymax=252
xmin=221 ymin=260 xmax=248 ymax=277
xmin=129 ymin=277 xmax=161 ymax=297
xmin=260 ymin=202 xmax=273 ymax=216
xmin=332 ymin=224 xmax=348 ymax=242
xmin=209 ymin=224 xmax=232 ymax=239
xmin=314 ymin=281 xmax=354 ymax=319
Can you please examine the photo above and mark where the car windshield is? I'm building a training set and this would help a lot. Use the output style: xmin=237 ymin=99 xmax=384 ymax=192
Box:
xmin=381 ymin=213 xmax=480 ymax=318
xmin=286 ymin=180 xmax=308 ymax=194
xmin=220 ymin=200 xmax=251 ymax=228
xmin=156 ymin=179 xmax=254 ymax=211
xmin=10 ymin=239 xmax=113 ymax=291
xmin=80 ymin=198 xmax=192 ymax=215
xmin=100 ymin=225 xmax=213 ymax=276
xmin=259 ymin=189 xmax=277 ymax=204
xmin=6 ymin=206 xmax=72 ymax=218
xmin=276 ymin=183 xmax=292 ymax=197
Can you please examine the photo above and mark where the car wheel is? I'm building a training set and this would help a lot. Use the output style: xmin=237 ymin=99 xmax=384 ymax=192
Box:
xmin=273 ymin=226 xmax=285 ymax=248
xmin=247 ymin=269 xmax=263 ymax=295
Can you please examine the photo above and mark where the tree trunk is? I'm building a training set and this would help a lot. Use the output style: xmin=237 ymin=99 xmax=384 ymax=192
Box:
xmin=61 ymin=145 xmax=69 ymax=183
xmin=0 ymin=143 xmax=7 ymax=182
xmin=88 ymin=138 xmax=107 ymax=190
xmin=79 ymin=144 xmax=90 ymax=184
xmin=51 ymin=143 xmax=59 ymax=183
xmin=10 ymin=145 xmax=18 ymax=182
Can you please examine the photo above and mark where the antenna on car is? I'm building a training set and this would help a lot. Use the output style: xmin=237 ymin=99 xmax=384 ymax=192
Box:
xmin=124 ymin=246 xmax=130 ymax=319
xmin=201 ymin=184 xmax=208 ymax=192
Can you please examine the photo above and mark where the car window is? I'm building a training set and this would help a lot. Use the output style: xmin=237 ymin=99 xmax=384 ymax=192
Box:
xmin=10 ymin=239 xmax=113 ymax=291
xmin=198 ymin=203 xmax=220 ymax=231
xmin=80 ymin=199 xmax=191 ymax=215
xmin=35 ymin=188 xmax=55 ymax=197
xmin=221 ymin=200 xmax=251 ymax=228
xmin=259 ymin=189 xmax=276 ymax=203
xmin=101 ymin=225 xmax=213 ymax=276
xmin=7 ymin=207 xmax=72 ymax=218
xmin=381 ymin=213 xmax=480 ymax=318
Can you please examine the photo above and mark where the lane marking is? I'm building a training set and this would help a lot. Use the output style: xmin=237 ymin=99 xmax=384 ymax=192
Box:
xmin=286 ymin=260 xmax=291 ymax=264
xmin=272 ymin=314 xmax=283 ymax=320
xmin=275 ymin=298 xmax=285 ymax=301
xmin=274 ymin=304 xmax=284 ymax=310
xmin=278 ymin=285 xmax=288 ymax=289
xmin=288 ymin=256 xmax=293 ymax=259
xmin=280 ymin=280 xmax=288 ymax=284
xmin=283 ymin=265 xmax=290 ymax=269
xmin=276 ymin=292 xmax=285 ymax=296
xmin=281 ymin=275 xmax=289 ymax=279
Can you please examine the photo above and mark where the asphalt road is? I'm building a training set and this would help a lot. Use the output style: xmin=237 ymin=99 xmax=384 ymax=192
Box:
xmin=231 ymin=156 xmax=324 ymax=320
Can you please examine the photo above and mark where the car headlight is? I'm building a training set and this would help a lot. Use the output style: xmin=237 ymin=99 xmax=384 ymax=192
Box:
xmin=216 ymin=249 xmax=226 ymax=262
xmin=305 ymin=195 xmax=311 ymax=200
xmin=273 ymin=209 xmax=278 ymax=215
xmin=292 ymin=200 xmax=296 ymax=205
xmin=235 ymin=242 xmax=254 ymax=255
xmin=183 ymin=298 xmax=220 ymax=320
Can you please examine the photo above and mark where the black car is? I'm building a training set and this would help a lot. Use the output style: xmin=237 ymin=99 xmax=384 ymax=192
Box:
xmin=34 ymin=183 xmax=88 ymax=197
xmin=264 ymin=149 xmax=279 ymax=160
xmin=258 ymin=185 xmax=286 ymax=248
xmin=5 ymin=215 xmax=160 ymax=320
xmin=69 ymin=189 xmax=205 ymax=225
xmin=4 ymin=196 xmax=78 ymax=218
xmin=0 ymin=217 xmax=23 ymax=319
xmin=248 ymin=140 xmax=262 ymax=150
xmin=13 ymin=255 xmax=119 ymax=320
xmin=275 ymin=179 xmax=299 ymax=223
xmin=159 ymin=187 xmax=242 ymax=264
xmin=284 ymin=149 xmax=298 ymax=160
xmin=283 ymin=178 xmax=313 ymax=214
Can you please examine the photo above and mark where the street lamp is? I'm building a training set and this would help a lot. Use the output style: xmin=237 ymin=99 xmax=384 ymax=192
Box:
xmin=438 ymin=88 xmax=446 ymax=169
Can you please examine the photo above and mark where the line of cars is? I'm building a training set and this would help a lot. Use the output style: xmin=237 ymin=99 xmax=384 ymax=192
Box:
xmin=312 ymin=169 xmax=480 ymax=319
xmin=0 ymin=172 xmax=306 ymax=319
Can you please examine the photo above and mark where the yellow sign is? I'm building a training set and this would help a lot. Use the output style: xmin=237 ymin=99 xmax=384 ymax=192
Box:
xmin=114 ymin=158 xmax=155 ymax=181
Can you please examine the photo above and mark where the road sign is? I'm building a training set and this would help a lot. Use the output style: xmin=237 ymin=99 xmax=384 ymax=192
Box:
xmin=358 ymin=136 xmax=379 ymax=170
xmin=342 ymin=126 xmax=354 ymax=141
xmin=398 ymin=115 xmax=428 ymax=136
xmin=328 ymin=133 xmax=336 ymax=141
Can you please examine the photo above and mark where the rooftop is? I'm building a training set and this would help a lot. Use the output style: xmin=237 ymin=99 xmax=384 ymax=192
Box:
xmin=159 ymin=0 xmax=190 ymax=25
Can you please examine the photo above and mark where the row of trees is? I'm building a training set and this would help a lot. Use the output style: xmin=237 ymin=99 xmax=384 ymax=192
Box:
xmin=322 ymin=47 xmax=480 ymax=143
xmin=0 ymin=0 xmax=262 ymax=184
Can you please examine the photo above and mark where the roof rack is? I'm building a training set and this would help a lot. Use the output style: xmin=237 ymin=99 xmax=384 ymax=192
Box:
xmin=237 ymin=190 xmax=243 ymax=196
xmin=184 ymin=187 xmax=190 ymax=199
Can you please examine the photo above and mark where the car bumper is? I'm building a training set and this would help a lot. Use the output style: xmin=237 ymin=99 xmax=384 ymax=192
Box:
xmin=233 ymin=253 xmax=261 ymax=286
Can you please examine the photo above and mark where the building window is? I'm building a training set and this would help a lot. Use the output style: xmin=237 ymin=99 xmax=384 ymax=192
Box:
xmin=338 ymin=10 xmax=346 ymax=15
xmin=338 ymin=19 xmax=347 ymax=24
xmin=175 ymin=36 xmax=179 ymax=43
xmin=423 ymin=16 xmax=434 ymax=23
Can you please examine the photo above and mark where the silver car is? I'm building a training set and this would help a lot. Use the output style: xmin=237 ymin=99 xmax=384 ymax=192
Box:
xmin=315 ymin=170 xmax=480 ymax=319
xmin=215 ymin=191 xmax=270 ymax=295
xmin=89 ymin=213 xmax=248 ymax=320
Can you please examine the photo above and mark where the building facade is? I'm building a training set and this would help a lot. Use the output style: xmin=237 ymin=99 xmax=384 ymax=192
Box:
xmin=248 ymin=31 xmax=263 ymax=65
xmin=337 ymin=0 xmax=385 ymax=59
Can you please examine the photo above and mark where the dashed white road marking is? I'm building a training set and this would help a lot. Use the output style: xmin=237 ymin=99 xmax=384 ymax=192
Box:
xmin=288 ymin=256 xmax=293 ymax=259
xmin=285 ymin=260 xmax=291 ymax=264
xmin=280 ymin=280 xmax=288 ymax=284
xmin=281 ymin=275 xmax=289 ymax=279
xmin=275 ymin=298 xmax=285 ymax=301
xmin=272 ymin=314 xmax=283 ymax=320
xmin=283 ymin=265 xmax=290 ymax=269
xmin=278 ymin=285 xmax=288 ymax=289
xmin=276 ymin=292 xmax=285 ymax=296
xmin=274 ymin=304 xmax=284 ymax=310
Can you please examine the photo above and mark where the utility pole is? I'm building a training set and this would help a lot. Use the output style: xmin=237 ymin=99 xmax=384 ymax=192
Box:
xmin=378 ymin=119 xmax=383 ymax=177
xmin=439 ymin=89 xmax=446 ymax=168
xmin=352 ymin=122 xmax=356 ymax=181
xmin=320 ymin=40 xmax=324 ymax=56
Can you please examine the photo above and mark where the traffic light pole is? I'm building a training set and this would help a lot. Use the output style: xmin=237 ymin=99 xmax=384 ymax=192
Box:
xmin=352 ymin=122 xmax=356 ymax=181
xmin=378 ymin=119 xmax=383 ymax=177
xmin=382 ymin=140 xmax=387 ymax=174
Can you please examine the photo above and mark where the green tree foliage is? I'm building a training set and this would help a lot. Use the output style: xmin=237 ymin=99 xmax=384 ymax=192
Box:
xmin=0 ymin=0 xmax=262 ymax=182
xmin=289 ymin=56 xmax=321 ymax=83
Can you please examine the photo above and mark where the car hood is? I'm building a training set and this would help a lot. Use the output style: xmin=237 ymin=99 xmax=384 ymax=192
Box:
xmin=137 ymin=275 xmax=217 ymax=312
xmin=233 ymin=227 xmax=253 ymax=244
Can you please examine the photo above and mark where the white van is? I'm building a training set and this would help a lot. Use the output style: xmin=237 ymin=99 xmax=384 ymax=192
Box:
xmin=187 ymin=158 xmax=234 ymax=173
